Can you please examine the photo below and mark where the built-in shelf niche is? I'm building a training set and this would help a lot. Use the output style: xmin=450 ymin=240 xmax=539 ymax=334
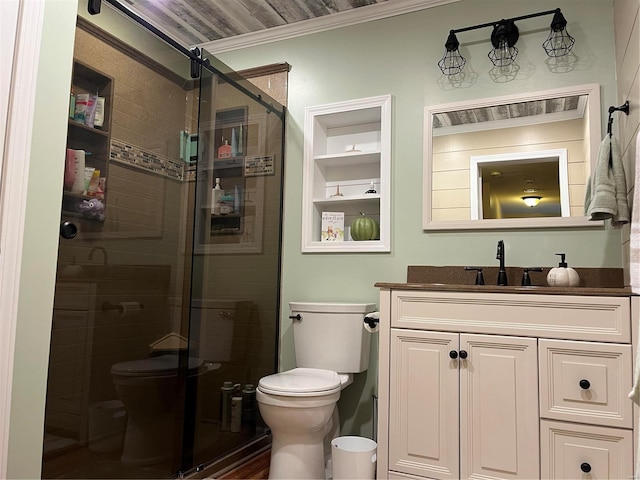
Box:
xmin=302 ymin=94 xmax=392 ymax=252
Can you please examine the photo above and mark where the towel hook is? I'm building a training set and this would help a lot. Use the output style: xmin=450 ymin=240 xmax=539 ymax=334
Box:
xmin=607 ymin=100 xmax=630 ymax=137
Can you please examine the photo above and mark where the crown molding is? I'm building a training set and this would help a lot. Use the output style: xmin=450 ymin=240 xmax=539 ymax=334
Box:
xmin=198 ymin=0 xmax=461 ymax=54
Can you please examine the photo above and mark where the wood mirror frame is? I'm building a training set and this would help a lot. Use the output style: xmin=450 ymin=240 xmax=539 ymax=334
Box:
xmin=422 ymin=83 xmax=604 ymax=230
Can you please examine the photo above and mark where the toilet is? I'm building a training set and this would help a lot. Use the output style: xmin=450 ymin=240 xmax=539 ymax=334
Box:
xmin=110 ymin=299 xmax=240 ymax=465
xmin=111 ymin=355 xmax=204 ymax=465
xmin=257 ymin=302 xmax=376 ymax=480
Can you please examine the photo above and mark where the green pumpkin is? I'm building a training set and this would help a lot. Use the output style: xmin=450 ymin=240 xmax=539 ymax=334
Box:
xmin=351 ymin=213 xmax=379 ymax=241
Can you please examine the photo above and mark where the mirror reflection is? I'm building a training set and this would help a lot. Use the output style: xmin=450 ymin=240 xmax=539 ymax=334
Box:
xmin=423 ymin=84 xmax=602 ymax=229
xmin=472 ymin=149 xmax=568 ymax=219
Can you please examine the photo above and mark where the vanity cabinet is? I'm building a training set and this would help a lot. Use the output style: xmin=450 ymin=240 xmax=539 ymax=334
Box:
xmin=301 ymin=95 xmax=391 ymax=252
xmin=377 ymin=287 xmax=636 ymax=480
xmin=63 ymin=60 xmax=113 ymax=220
xmin=390 ymin=330 xmax=538 ymax=479
xmin=46 ymin=282 xmax=96 ymax=444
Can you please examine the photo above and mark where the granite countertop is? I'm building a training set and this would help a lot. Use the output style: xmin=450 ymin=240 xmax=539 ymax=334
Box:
xmin=374 ymin=266 xmax=632 ymax=297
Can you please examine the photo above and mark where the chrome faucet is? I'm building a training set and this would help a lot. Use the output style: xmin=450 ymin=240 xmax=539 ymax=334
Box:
xmin=496 ymin=240 xmax=507 ymax=286
xmin=88 ymin=246 xmax=108 ymax=266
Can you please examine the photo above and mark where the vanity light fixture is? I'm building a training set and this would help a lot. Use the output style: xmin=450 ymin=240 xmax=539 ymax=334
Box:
xmin=522 ymin=196 xmax=542 ymax=207
xmin=437 ymin=31 xmax=466 ymax=75
xmin=438 ymin=8 xmax=575 ymax=75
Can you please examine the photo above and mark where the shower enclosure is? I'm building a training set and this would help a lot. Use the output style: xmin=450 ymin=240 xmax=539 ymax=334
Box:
xmin=42 ymin=5 xmax=284 ymax=478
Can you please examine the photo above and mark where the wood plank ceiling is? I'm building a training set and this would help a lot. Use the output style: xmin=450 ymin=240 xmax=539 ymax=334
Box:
xmin=122 ymin=0 xmax=387 ymax=46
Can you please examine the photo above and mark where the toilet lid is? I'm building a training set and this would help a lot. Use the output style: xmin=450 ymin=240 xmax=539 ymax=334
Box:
xmin=258 ymin=368 xmax=341 ymax=396
xmin=111 ymin=354 xmax=203 ymax=376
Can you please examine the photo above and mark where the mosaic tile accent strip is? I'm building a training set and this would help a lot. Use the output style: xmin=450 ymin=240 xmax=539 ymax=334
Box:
xmin=110 ymin=138 xmax=186 ymax=181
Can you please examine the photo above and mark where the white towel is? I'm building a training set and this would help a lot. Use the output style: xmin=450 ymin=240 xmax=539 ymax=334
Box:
xmin=585 ymin=135 xmax=630 ymax=227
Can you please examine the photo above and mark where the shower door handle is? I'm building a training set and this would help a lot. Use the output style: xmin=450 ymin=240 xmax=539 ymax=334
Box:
xmin=60 ymin=221 xmax=78 ymax=239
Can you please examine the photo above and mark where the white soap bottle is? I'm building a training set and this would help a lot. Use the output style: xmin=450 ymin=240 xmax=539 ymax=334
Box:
xmin=212 ymin=177 xmax=224 ymax=215
xmin=546 ymin=253 xmax=580 ymax=287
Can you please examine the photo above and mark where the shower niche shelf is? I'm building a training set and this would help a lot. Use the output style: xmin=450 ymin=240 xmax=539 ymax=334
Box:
xmin=301 ymin=95 xmax=392 ymax=253
xmin=196 ymin=105 xmax=268 ymax=254
xmin=62 ymin=60 xmax=113 ymax=222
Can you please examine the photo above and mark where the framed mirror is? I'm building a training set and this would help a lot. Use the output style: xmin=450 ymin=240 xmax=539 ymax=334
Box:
xmin=423 ymin=84 xmax=604 ymax=230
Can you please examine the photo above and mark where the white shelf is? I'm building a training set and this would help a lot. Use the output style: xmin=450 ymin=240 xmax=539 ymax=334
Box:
xmin=301 ymin=94 xmax=392 ymax=253
xmin=313 ymin=194 xmax=380 ymax=205
xmin=314 ymin=151 xmax=380 ymax=166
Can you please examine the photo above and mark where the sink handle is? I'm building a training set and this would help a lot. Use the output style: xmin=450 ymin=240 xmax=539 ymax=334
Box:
xmin=464 ymin=266 xmax=484 ymax=285
xmin=521 ymin=267 xmax=544 ymax=286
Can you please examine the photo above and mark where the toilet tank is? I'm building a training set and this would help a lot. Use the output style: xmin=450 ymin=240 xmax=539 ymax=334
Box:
xmin=290 ymin=302 xmax=376 ymax=373
xmin=192 ymin=299 xmax=239 ymax=362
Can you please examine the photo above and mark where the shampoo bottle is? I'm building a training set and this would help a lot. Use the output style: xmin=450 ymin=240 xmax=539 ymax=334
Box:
xmin=546 ymin=253 xmax=580 ymax=287
xmin=230 ymin=384 xmax=242 ymax=433
xmin=212 ymin=178 xmax=224 ymax=215
xmin=242 ymin=383 xmax=256 ymax=431
xmin=219 ymin=381 xmax=233 ymax=431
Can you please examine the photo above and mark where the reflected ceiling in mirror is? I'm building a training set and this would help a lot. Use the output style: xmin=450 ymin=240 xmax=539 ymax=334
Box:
xmin=423 ymin=83 xmax=603 ymax=230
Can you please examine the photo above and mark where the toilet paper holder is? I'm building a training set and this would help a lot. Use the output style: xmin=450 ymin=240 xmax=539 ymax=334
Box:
xmin=364 ymin=312 xmax=379 ymax=329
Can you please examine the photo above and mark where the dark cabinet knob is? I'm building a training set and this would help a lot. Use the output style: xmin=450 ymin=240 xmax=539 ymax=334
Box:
xmin=60 ymin=221 xmax=77 ymax=239
xmin=449 ymin=350 xmax=458 ymax=359
xmin=579 ymin=379 xmax=591 ymax=390
xmin=580 ymin=462 xmax=591 ymax=473
xmin=459 ymin=350 xmax=468 ymax=359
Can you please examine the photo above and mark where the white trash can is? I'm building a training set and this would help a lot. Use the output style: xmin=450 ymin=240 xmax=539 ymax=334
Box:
xmin=331 ymin=436 xmax=377 ymax=479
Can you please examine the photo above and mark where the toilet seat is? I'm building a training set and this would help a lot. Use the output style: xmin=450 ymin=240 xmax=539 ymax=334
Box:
xmin=258 ymin=368 xmax=341 ymax=396
xmin=111 ymin=354 xmax=203 ymax=377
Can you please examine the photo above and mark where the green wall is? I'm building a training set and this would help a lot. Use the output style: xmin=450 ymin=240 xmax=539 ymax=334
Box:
xmin=215 ymin=0 xmax=619 ymax=437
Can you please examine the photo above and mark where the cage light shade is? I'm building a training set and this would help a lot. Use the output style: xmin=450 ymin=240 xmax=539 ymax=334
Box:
xmin=438 ymin=49 xmax=466 ymax=75
xmin=438 ymin=31 xmax=466 ymax=75
xmin=522 ymin=196 xmax=542 ymax=207
xmin=542 ymin=11 xmax=575 ymax=57
xmin=488 ymin=21 xmax=519 ymax=67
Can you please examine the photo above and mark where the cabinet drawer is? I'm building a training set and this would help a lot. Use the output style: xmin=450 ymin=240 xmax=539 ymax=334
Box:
xmin=391 ymin=290 xmax=631 ymax=342
xmin=539 ymin=339 xmax=632 ymax=428
xmin=541 ymin=420 xmax=633 ymax=479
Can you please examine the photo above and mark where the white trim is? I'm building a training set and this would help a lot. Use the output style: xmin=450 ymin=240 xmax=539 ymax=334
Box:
xmin=199 ymin=0 xmax=461 ymax=53
xmin=469 ymin=149 xmax=570 ymax=220
xmin=0 ymin=0 xmax=46 ymax=476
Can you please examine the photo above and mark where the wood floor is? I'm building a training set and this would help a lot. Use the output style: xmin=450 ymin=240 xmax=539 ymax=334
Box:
xmin=215 ymin=450 xmax=270 ymax=479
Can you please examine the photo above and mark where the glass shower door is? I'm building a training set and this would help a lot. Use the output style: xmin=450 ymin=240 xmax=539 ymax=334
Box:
xmin=185 ymin=50 xmax=284 ymax=470
xmin=42 ymin=11 xmax=284 ymax=478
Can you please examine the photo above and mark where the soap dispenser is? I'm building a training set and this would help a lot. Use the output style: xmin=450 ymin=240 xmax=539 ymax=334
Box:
xmin=212 ymin=178 xmax=224 ymax=215
xmin=547 ymin=253 xmax=580 ymax=287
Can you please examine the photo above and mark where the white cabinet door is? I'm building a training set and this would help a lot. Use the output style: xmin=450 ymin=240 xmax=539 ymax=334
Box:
xmin=389 ymin=329 xmax=459 ymax=479
xmin=459 ymin=334 xmax=539 ymax=480
xmin=46 ymin=309 xmax=94 ymax=440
